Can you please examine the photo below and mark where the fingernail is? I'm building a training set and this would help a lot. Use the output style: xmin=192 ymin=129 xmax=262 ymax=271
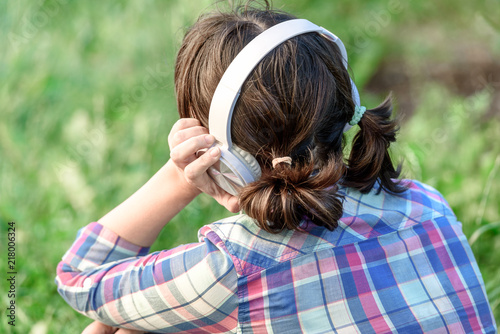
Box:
xmin=210 ymin=146 xmax=220 ymax=157
xmin=205 ymin=135 xmax=214 ymax=145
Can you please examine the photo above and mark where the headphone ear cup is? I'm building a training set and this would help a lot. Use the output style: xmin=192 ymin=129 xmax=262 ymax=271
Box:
xmin=232 ymin=145 xmax=262 ymax=180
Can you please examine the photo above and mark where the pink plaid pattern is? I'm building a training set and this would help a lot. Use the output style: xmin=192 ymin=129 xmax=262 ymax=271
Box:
xmin=56 ymin=180 xmax=497 ymax=333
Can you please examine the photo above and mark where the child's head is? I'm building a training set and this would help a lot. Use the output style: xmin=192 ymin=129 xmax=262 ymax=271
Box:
xmin=174 ymin=1 xmax=402 ymax=232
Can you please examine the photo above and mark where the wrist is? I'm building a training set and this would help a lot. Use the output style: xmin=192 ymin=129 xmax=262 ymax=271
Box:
xmin=164 ymin=159 xmax=201 ymax=198
xmin=97 ymin=160 xmax=202 ymax=248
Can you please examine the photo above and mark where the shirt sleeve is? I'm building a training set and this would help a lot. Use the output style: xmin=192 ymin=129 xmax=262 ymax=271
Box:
xmin=55 ymin=222 xmax=239 ymax=333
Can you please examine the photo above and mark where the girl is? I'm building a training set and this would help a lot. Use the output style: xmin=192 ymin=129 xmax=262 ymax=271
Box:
xmin=56 ymin=2 xmax=496 ymax=333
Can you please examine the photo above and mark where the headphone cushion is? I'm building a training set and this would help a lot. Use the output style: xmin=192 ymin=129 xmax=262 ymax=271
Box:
xmin=232 ymin=145 xmax=262 ymax=180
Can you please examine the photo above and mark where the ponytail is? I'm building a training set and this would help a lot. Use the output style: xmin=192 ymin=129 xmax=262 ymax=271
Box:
xmin=239 ymin=154 xmax=345 ymax=233
xmin=343 ymin=96 xmax=404 ymax=194
xmin=175 ymin=4 xmax=405 ymax=232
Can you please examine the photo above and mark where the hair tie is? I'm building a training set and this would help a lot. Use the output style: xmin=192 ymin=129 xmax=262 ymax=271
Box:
xmin=272 ymin=156 xmax=292 ymax=168
xmin=348 ymin=105 xmax=366 ymax=126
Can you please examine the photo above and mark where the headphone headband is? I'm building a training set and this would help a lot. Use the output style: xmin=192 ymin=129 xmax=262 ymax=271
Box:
xmin=206 ymin=18 xmax=361 ymax=195
xmin=208 ymin=19 xmax=356 ymax=147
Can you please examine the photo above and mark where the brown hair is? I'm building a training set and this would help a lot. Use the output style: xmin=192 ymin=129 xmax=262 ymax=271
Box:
xmin=174 ymin=1 xmax=403 ymax=233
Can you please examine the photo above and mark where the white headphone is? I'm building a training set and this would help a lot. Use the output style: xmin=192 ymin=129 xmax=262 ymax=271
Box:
xmin=208 ymin=19 xmax=361 ymax=196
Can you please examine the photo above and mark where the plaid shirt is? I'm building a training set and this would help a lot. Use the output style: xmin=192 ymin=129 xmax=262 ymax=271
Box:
xmin=56 ymin=180 xmax=496 ymax=333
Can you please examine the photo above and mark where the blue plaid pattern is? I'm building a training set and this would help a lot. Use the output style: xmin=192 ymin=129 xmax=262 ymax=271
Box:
xmin=56 ymin=180 xmax=497 ymax=333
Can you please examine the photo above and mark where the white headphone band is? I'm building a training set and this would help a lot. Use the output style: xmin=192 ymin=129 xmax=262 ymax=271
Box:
xmin=208 ymin=18 xmax=360 ymax=148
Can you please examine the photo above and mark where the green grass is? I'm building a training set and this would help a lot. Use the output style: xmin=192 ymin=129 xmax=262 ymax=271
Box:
xmin=1 ymin=0 xmax=499 ymax=332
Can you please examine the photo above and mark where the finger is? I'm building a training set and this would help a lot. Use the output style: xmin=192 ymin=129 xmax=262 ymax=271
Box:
xmin=169 ymin=125 xmax=209 ymax=150
xmin=168 ymin=118 xmax=201 ymax=146
xmin=184 ymin=147 xmax=242 ymax=212
xmin=171 ymin=118 xmax=201 ymax=133
xmin=183 ymin=146 xmax=221 ymax=184
xmin=170 ymin=134 xmax=215 ymax=167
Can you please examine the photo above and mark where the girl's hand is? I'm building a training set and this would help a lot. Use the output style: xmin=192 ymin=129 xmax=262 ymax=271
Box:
xmin=168 ymin=118 xmax=240 ymax=213
xmin=82 ymin=321 xmax=145 ymax=334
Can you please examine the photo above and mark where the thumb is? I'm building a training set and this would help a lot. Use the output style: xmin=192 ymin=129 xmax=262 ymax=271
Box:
xmin=116 ymin=329 xmax=146 ymax=334
xmin=216 ymin=193 xmax=240 ymax=213
xmin=82 ymin=321 xmax=116 ymax=334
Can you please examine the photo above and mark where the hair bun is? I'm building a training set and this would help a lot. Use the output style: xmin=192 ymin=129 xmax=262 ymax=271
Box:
xmin=239 ymin=155 xmax=345 ymax=233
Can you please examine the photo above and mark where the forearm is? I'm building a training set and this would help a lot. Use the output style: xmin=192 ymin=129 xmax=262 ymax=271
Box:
xmin=97 ymin=159 xmax=200 ymax=247
xmin=56 ymin=222 xmax=238 ymax=332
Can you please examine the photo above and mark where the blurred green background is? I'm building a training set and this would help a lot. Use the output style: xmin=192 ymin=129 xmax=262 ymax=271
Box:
xmin=1 ymin=0 xmax=499 ymax=332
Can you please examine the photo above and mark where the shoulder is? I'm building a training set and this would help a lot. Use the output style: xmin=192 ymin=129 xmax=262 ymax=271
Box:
xmin=395 ymin=179 xmax=455 ymax=218
xmin=199 ymin=180 xmax=458 ymax=277
xmin=198 ymin=214 xmax=333 ymax=277
xmin=338 ymin=179 xmax=457 ymax=234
